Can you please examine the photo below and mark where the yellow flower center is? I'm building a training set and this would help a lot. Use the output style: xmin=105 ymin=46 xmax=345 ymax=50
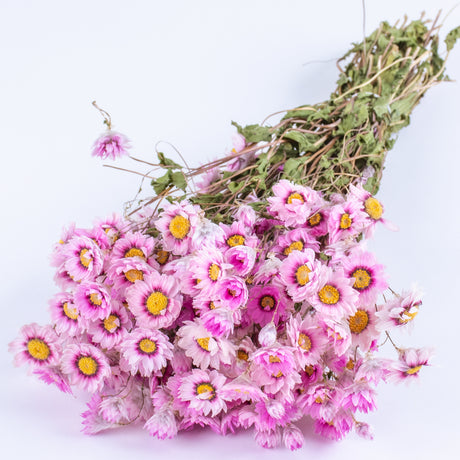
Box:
xmin=138 ymin=338 xmax=157 ymax=354
xmin=406 ymin=365 xmax=422 ymax=375
xmin=103 ymin=314 xmax=119 ymax=333
xmin=318 ymin=285 xmax=340 ymax=305
xmin=304 ymin=365 xmax=315 ymax=376
xmin=346 ymin=359 xmax=355 ymax=370
xmin=340 ymin=213 xmax=352 ymax=229
xmin=27 ymin=339 xmax=50 ymax=361
xmin=364 ymin=197 xmax=383 ymax=220
xmin=209 ymin=301 xmax=216 ymax=310
xmin=79 ymin=248 xmax=93 ymax=269
xmin=308 ymin=212 xmax=322 ymax=227
xmin=315 ymin=397 xmax=323 ymax=404
xmin=196 ymin=383 xmax=215 ymax=399
xmin=156 ymin=250 xmax=170 ymax=265
xmin=260 ymin=295 xmax=276 ymax=311
xmin=146 ymin=291 xmax=168 ymax=316
xmin=269 ymin=355 xmax=281 ymax=363
xmin=237 ymin=349 xmax=249 ymax=361
xmin=63 ymin=302 xmax=78 ymax=320
xmin=295 ymin=264 xmax=311 ymax=286
xmin=272 ymin=371 xmax=284 ymax=378
xmin=208 ymin=263 xmax=221 ymax=281
xmin=351 ymin=268 xmax=371 ymax=290
xmin=89 ymin=293 xmax=102 ymax=306
xmin=399 ymin=307 xmax=420 ymax=324
xmin=196 ymin=337 xmax=210 ymax=351
xmin=348 ymin=310 xmax=369 ymax=334
xmin=284 ymin=240 xmax=304 ymax=256
xmin=297 ymin=332 xmax=312 ymax=352
xmin=125 ymin=269 xmax=144 ymax=283
xmin=169 ymin=215 xmax=191 ymax=240
xmin=124 ymin=247 xmax=145 ymax=259
xmin=226 ymin=234 xmax=245 ymax=247
xmin=287 ymin=192 xmax=305 ymax=204
xmin=77 ymin=356 xmax=98 ymax=376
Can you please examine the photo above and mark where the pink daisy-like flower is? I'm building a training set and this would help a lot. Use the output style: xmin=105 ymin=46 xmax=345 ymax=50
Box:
xmin=279 ymin=249 xmax=321 ymax=302
xmin=111 ymin=231 xmax=155 ymax=262
xmin=177 ymin=369 xmax=228 ymax=417
xmin=86 ymin=301 xmax=132 ymax=349
xmin=74 ymin=282 xmax=113 ymax=321
xmin=305 ymin=206 xmax=330 ymax=237
xmin=327 ymin=199 xmax=367 ymax=245
xmin=347 ymin=304 xmax=380 ymax=351
xmin=219 ymin=221 xmax=259 ymax=250
xmin=64 ymin=236 xmax=104 ymax=282
xmin=191 ymin=218 xmax=226 ymax=252
xmin=341 ymin=382 xmax=377 ymax=413
xmin=286 ymin=314 xmax=327 ymax=367
xmin=283 ymin=424 xmax=304 ymax=451
xmin=250 ymin=346 xmax=299 ymax=395
xmin=49 ymin=292 xmax=81 ymax=336
xmin=61 ymin=343 xmax=111 ymax=393
xmin=310 ymin=267 xmax=358 ymax=318
xmin=9 ymin=323 xmax=60 ymax=369
xmin=274 ymin=227 xmax=320 ymax=257
xmin=267 ymin=179 xmax=321 ymax=227
xmin=106 ymin=257 xmax=155 ymax=298
xmin=92 ymin=130 xmax=131 ymax=160
xmin=93 ymin=213 xmax=128 ymax=246
xmin=390 ymin=347 xmax=433 ymax=383
xmin=155 ymin=201 xmax=201 ymax=255
xmin=126 ymin=271 xmax=182 ymax=329
xmin=144 ymin=410 xmax=178 ymax=440
xmin=225 ymin=245 xmax=257 ymax=277
xmin=200 ymin=308 xmax=235 ymax=338
xmin=376 ymin=284 xmax=423 ymax=330
xmin=81 ymin=393 xmax=117 ymax=435
xmin=215 ymin=276 xmax=249 ymax=311
xmin=341 ymin=249 xmax=388 ymax=304
xmin=322 ymin=317 xmax=352 ymax=356
xmin=177 ymin=319 xmax=235 ymax=370
xmin=246 ymin=284 xmax=291 ymax=327
xmin=348 ymin=183 xmax=395 ymax=236
xmin=189 ymin=248 xmax=228 ymax=295
xmin=120 ymin=328 xmax=173 ymax=377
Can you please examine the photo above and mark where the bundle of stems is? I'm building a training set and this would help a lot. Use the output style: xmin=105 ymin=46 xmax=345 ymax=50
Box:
xmin=124 ymin=14 xmax=458 ymax=225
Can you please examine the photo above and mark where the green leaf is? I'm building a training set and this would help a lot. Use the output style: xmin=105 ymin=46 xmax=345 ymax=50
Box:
xmin=157 ymin=152 xmax=182 ymax=169
xmin=445 ymin=26 xmax=460 ymax=52
xmin=282 ymin=158 xmax=303 ymax=180
xmin=171 ymin=171 xmax=187 ymax=191
xmin=232 ymin=121 xmax=272 ymax=143
xmin=151 ymin=170 xmax=172 ymax=195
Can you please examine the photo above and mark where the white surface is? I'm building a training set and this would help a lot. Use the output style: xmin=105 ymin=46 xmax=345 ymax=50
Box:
xmin=1 ymin=1 xmax=459 ymax=459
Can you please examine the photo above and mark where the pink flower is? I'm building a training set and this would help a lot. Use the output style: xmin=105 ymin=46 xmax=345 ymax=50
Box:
xmin=49 ymin=292 xmax=81 ymax=336
xmin=267 ymin=180 xmax=321 ymax=227
xmin=283 ymin=424 xmax=304 ymax=451
xmin=120 ymin=328 xmax=173 ymax=377
xmin=9 ymin=323 xmax=60 ymax=369
xmin=341 ymin=249 xmax=388 ymax=305
xmin=279 ymin=249 xmax=321 ymax=302
xmin=215 ymin=276 xmax=248 ymax=311
xmin=246 ymin=284 xmax=290 ymax=327
xmin=310 ymin=267 xmax=358 ymax=319
xmin=390 ymin=348 xmax=433 ymax=383
xmin=92 ymin=131 xmax=131 ymax=160
xmin=155 ymin=201 xmax=201 ymax=256
xmin=64 ymin=236 xmax=104 ymax=282
xmin=176 ymin=369 xmax=229 ymax=417
xmin=126 ymin=271 xmax=182 ymax=329
xmin=74 ymin=282 xmax=113 ymax=321
xmin=61 ymin=343 xmax=111 ymax=393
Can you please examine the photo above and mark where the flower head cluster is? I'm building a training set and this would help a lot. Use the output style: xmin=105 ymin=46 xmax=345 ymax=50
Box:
xmin=10 ymin=152 xmax=430 ymax=449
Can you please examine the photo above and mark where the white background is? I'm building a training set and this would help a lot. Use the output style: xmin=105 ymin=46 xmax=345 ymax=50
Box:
xmin=1 ymin=1 xmax=459 ymax=459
